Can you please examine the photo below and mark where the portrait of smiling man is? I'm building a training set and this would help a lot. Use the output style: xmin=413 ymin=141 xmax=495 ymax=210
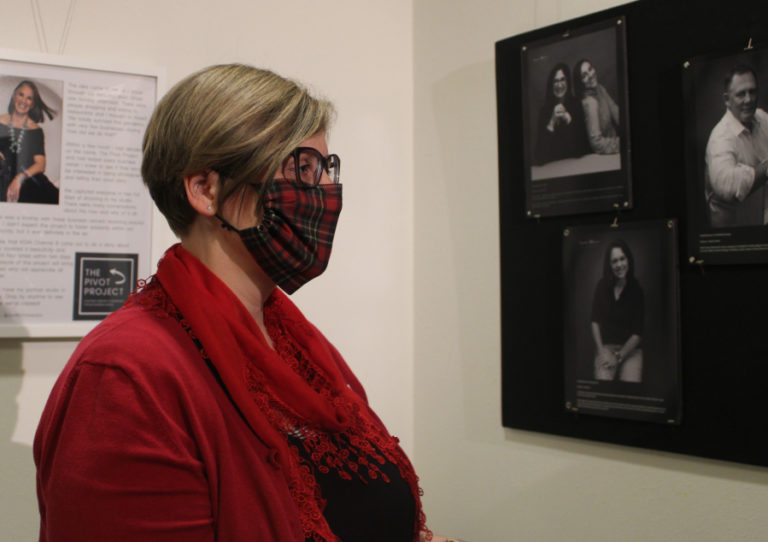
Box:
xmin=705 ymin=64 xmax=768 ymax=227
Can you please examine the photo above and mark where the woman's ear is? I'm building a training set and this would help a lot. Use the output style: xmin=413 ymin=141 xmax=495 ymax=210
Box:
xmin=183 ymin=170 xmax=219 ymax=216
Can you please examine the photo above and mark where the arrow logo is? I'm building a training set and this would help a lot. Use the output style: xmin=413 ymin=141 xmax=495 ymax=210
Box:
xmin=110 ymin=268 xmax=126 ymax=285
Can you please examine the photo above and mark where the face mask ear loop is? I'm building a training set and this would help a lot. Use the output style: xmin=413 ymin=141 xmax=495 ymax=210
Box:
xmin=236 ymin=180 xmax=269 ymax=230
xmin=215 ymin=182 xmax=250 ymax=233
xmin=215 ymin=214 xmax=239 ymax=232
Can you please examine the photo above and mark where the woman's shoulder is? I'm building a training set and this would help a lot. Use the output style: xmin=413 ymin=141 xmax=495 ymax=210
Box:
xmin=72 ymin=303 xmax=194 ymax=376
xmin=597 ymin=84 xmax=618 ymax=104
xmin=0 ymin=115 xmax=41 ymax=129
xmin=24 ymin=125 xmax=44 ymax=143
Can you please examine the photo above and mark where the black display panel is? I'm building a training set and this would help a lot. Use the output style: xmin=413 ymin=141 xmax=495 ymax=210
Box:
xmin=497 ymin=0 xmax=768 ymax=467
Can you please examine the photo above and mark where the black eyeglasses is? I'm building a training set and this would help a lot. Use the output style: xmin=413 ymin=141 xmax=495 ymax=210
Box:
xmin=280 ymin=147 xmax=340 ymax=186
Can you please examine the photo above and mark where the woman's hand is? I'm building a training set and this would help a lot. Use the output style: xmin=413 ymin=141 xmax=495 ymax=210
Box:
xmin=596 ymin=346 xmax=617 ymax=366
xmin=595 ymin=346 xmax=618 ymax=379
xmin=547 ymin=104 xmax=572 ymax=132
xmin=553 ymin=103 xmax=572 ymax=125
xmin=6 ymin=174 xmax=23 ymax=202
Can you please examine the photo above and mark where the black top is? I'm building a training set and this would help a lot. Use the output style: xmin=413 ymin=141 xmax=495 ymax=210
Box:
xmin=292 ymin=435 xmax=416 ymax=542
xmin=0 ymin=124 xmax=46 ymax=172
xmin=0 ymin=125 xmax=56 ymax=204
xmin=533 ymin=94 xmax=591 ymax=166
xmin=590 ymin=277 xmax=644 ymax=345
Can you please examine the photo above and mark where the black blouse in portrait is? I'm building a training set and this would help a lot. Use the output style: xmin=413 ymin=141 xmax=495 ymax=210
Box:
xmin=590 ymin=277 xmax=644 ymax=345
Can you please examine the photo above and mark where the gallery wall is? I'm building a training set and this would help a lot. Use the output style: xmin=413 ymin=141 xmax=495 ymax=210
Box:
xmin=2 ymin=0 xmax=768 ymax=541
xmin=0 ymin=0 xmax=414 ymax=539
xmin=414 ymin=0 xmax=768 ymax=540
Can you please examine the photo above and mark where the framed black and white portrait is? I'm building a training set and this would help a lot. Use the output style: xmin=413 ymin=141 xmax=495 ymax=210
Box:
xmin=562 ymin=220 xmax=681 ymax=424
xmin=519 ymin=16 xmax=631 ymax=218
xmin=684 ymin=45 xmax=768 ymax=264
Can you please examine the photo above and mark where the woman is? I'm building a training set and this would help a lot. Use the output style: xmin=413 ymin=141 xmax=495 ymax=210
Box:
xmin=34 ymin=65 xmax=452 ymax=542
xmin=0 ymin=79 xmax=58 ymax=204
xmin=573 ymin=59 xmax=621 ymax=155
xmin=590 ymin=239 xmax=644 ymax=382
xmin=533 ymin=62 xmax=590 ymax=165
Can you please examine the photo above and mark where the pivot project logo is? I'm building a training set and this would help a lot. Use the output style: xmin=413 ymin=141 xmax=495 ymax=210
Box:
xmin=73 ymin=252 xmax=138 ymax=320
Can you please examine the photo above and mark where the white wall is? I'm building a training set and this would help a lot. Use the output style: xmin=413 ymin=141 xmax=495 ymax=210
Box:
xmin=4 ymin=1 xmax=768 ymax=541
xmin=0 ymin=0 xmax=413 ymax=538
xmin=413 ymin=0 xmax=768 ymax=541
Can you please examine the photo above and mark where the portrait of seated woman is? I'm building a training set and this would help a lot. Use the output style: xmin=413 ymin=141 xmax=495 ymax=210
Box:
xmin=573 ymin=59 xmax=621 ymax=155
xmin=0 ymin=79 xmax=60 ymax=205
xmin=590 ymin=239 xmax=644 ymax=383
xmin=533 ymin=62 xmax=591 ymax=166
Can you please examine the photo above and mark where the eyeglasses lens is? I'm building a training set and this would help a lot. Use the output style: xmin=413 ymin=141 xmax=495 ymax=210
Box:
xmin=326 ymin=154 xmax=340 ymax=185
xmin=282 ymin=148 xmax=340 ymax=185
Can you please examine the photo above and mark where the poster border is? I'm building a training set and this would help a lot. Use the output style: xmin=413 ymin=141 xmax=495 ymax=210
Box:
xmin=0 ymin=48 xmax=165 ymax=338
xmin=518 ymin=16 xmax=632 ymax=218
xmin=562 ymin=219 xmax=682 ymax=425
xmin=682 ymin=44 xmax=768 ymax=265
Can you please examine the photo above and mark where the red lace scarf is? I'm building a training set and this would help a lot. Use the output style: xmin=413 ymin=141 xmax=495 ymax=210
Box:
xmin=126 ymin=244 xmax=427 ymax=541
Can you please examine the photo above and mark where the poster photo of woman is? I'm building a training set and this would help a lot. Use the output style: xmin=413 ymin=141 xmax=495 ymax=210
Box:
xmin=0 ymin=75 xmax=63 ymax=205
xmin=562 ymin=220 xmax=681 ymax=424
xmin=590 ymin=238 xmax=644 ymax=383
xmin=519 ymin=17 xmax=631 ymax=217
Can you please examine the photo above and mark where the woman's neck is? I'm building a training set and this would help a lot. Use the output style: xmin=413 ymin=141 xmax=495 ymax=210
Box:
xmin=181 ymin=221 xmax=276 ymax=344
xmin=9 ymin=112 xmax=28 ymax=127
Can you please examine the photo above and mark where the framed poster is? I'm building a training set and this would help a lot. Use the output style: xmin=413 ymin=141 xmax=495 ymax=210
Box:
xmin=0 ymin=49 xmax=162 ymax=337
xmin=684 ymin=45 xmax=768 ymax=264
xmin=563 ymin=220 xmax=681 ymax=424
xmin=519 ymin=16 xmax=631 ymax=218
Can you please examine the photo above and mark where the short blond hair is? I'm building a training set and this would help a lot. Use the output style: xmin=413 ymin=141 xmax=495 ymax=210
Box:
xmin=142 ymin=64 xmax=334 ymax=236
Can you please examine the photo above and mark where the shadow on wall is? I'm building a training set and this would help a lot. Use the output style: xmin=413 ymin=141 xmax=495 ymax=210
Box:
xmin=428 ymin=60 xmax=502 ymax=441
xmin=0 ymin=339 xmax=39 ymax=540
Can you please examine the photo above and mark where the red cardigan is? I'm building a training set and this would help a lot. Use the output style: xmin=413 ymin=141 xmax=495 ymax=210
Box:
xmin=34 ymin=302 xmax=366 ymax=541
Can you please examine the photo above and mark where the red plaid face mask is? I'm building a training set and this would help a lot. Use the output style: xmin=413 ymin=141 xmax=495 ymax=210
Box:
xmin=218 ymin=181 xmax=342 ymax=294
